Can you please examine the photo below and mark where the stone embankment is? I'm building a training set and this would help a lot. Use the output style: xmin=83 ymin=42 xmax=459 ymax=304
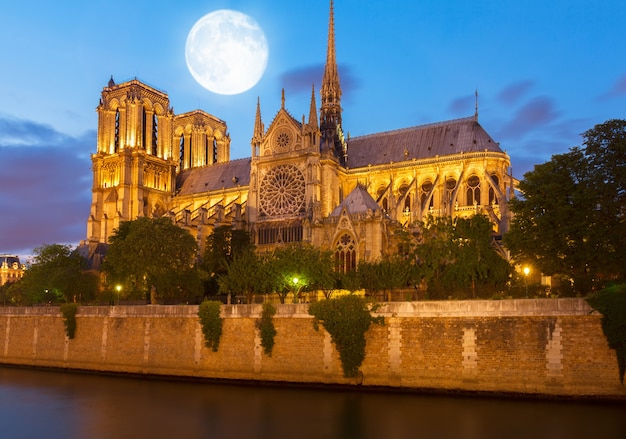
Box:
xmin=0 ymin=299 xmax=623 ymax=399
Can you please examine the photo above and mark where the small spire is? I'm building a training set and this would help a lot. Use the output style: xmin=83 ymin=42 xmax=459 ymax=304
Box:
xmin=281 ymin=88 xmax=285 ymax=109
xmin=308 ymin=84 xmax=318 ymax=129
xmin=108 ymin=75 xmax=115 ymax=88
xmin=252 ymin=97 xmax=264 ymax=146
xmin=474 ymin=88 xmax=479 ymax=120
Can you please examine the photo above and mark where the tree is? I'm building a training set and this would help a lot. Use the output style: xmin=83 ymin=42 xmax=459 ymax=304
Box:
xmin=16 ymin=244 xmax=98 ymax=305
xmin=202 ymin=226 xmax=254 ymax=295
xmin=218 ymin=249 xmax=273 ymax=304
xmin=102 ymin=217 xmax=202 ymax=303
xmin=505 ymin=119 xmax=626 ymax=292
xmin=357 ymin=255 xmax=415 ymax=301
xmin=267 ymin=244 xmax=335 ymax=303
xmin=414 ymin=215 xmax=511 ymax=299
xmin=446 ymin=215 xmax=512 ymax=298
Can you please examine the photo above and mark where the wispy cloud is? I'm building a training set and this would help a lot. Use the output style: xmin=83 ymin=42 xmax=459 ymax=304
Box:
xmin=447 ymin=93 xmax=474 ymax=116
xmin=497 ymin=96 xmax=560 ymax=140
xmin=496 ymin=80 xmax=535 ymax=106
xmin=0 ymin=116 xmax=94 ymax=255
xmin=597 ymin=72 xmax=626 ymax=100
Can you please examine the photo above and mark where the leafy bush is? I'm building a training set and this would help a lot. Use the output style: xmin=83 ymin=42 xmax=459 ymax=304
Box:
xmin=256 ymin=302 xmax=277 ymax=356
xmin=308 ymin=295 xmax=383 ymax=378
xmin=60 ymin=303 xmax=78 ymax=339
xmin=198 ymin=300 xmax=223 ymax=352
xmin=586 ymin=284 xmax=626 ymax=383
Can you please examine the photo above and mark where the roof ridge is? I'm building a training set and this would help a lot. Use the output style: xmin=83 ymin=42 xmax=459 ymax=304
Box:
xmin=350 ymin=116 xmax=478 ymax=141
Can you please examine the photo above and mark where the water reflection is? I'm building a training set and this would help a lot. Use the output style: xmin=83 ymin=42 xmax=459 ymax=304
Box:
xmin=0 ymin=367 xmax=624 ymax=439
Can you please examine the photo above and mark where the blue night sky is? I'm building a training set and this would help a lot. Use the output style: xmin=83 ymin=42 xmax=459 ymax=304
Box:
xmin=1 ymin=0 xmax=625 ymax=258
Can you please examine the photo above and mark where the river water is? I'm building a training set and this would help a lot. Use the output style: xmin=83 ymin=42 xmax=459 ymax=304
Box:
xmin=0 ymin=367 xmax=624 ymax=439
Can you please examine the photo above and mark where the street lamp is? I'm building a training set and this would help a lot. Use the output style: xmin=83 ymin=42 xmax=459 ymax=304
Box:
xmin=523 ymin=267 xmax=530 ymax=298
xmin=115 ymin=284 xmax=122 ymax=306
xmin=292 ymin=277 xmax=300 ymax=303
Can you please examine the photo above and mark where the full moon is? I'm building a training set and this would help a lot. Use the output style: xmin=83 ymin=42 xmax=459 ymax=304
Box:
xmin=185 ymin=10 xmax=269 ymax=95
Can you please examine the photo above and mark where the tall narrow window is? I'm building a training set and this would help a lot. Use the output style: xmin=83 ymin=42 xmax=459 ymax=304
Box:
xmin=205 ymin=136 xmax=210 ymax=166
xmin=179 ymin=135 xmax=185 ymax=169
xmin=445 ymin=178 xmax=457 ymax=207
xmin=141 ymin=108 xmax=147 ymax=150
xmin=114 ymin=109 xmax=120 ymax=152
xmin=466 ymin=175 xmax=480 ymax=206
xmin=335 ymin=233 xmax=357 ymax=273
xmin=489 ymin=175 xmax=499 ymax=205
xmin=152 ymin=114 xmax=158 ymax=155
xmin=421 ymin=181 xmax=434 ymax=210
xmin=213 ymin=139 xmax=218 ymax=163
xmin=188 ymin=136 xmax=193 ymax=168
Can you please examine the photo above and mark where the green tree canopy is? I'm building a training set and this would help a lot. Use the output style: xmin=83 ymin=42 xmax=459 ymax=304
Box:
xmin=357 ymin=255 xmax=415 ymax=300
xmin=17 ymin=244 xmax=97 ymax=305
xmin=414 ymin=215 xmax=511 ymax=298
xmin=218 ymin=248 xmax=273 ymax=304
xmin=505 ymin=119 xmax=626 ymax=292
xmin=102 ymin=217 xmax=202 ymax=303
xmin=267 ymin=244 xmax=335 ymax=303
xmin=202 ymin=226 xmax=254 ymax=295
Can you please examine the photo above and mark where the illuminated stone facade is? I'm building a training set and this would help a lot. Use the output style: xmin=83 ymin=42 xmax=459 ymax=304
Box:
xmin=85 ymin=2 xmax=515 ymax=268
xmin=0 ymin=255 xmax=25 ymax=286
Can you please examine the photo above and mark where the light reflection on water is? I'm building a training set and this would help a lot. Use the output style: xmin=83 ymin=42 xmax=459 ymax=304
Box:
xmin=0 ymin=367 xmax=624 ymax=439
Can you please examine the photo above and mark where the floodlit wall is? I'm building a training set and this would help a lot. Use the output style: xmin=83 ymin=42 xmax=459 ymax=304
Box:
xmin=0 ymin=299 xmax=623 ymax=398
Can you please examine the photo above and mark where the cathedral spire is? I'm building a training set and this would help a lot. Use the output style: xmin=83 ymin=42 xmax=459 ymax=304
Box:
xmin=320 ymin=0 xmax=343 ymax=162
xmin=252 ymin=97 xmax=264 ymax=148
xmin=308 ymin=84 xmax=318 ymax=129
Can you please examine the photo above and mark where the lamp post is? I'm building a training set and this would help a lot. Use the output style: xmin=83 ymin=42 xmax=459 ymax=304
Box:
xmin=292 ymin=277 xmax=299 ymax=303
xmin=115 ymin=284 xmax=122 ymax=306
xmin=523 ymin=267 xmax=530 ymax=298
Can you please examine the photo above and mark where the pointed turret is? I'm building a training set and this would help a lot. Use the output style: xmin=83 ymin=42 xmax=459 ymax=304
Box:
xmin=251 ymin=97 xmax=264 ymax=157
xmin=308 ymin=84 xmax=318 ymax=129
xmin=320 ymin=0 xmax=344 ymax=163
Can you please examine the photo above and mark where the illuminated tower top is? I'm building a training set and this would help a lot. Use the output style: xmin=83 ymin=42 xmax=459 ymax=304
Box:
xmin=320 ymin=0 xmax=344 ymax=163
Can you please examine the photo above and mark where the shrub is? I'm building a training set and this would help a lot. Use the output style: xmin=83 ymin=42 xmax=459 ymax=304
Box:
xmin=586 ymin=284 xmax=626 ymax=384
xmin=256 ymin=302 xmax=277 ymax=356
xmin=198 ymin=300 xmax=223 ymax=351
xmin=308 ymin=295 xmax=383 ymax=378
xmin=60 ymin=303 xmax=78 ymax=339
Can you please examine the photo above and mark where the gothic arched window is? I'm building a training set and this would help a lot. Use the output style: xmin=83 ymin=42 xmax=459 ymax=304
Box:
xmin=489 ymin=175 xmax=499 ymax=205
xmin=445 ymin=178 xmax=457 ymax=206
xmin=179 ymin=135 xmax=184 ymax=169
xmin=466 ymin=175 xmax=480 ymax=206
xmin=152 ymin=114 xmax=158 ymax=155
xmin=421 ymin=180 xmax=434 ymax=210
xmin=114 ymin=109 xmax=120 ymax=152
xmin=335 ymin=233 xmax=357 ymax=273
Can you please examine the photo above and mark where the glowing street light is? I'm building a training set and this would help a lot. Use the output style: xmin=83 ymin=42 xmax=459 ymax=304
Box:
xmin=523 ymin=267 xmax=530 ymax=298
xmin=115 ymin=284 xmax=122 ymax=306
xmin=292 ymin=277 xmax=301 ymax=303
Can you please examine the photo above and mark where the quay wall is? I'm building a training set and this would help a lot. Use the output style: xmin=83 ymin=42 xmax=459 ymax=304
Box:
xmin=0 ymin=299 xmax=624 ymax=399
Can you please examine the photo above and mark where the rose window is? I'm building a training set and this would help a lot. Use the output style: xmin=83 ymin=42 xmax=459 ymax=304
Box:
xmin=259 ymin=165 xmax=306 ymax=216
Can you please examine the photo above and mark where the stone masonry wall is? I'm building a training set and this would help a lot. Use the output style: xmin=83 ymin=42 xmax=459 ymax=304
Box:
xmin=0 ymin=299 xmax=623 ymax=398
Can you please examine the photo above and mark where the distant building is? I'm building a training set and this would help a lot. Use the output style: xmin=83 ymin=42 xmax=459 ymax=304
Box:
xmin=0 ymin=255 xmax=26 ymax=286
xmin=84 ymin=1 xmax=515 ymax=271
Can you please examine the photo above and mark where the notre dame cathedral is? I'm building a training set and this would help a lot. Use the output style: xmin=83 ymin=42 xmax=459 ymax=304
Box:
xmin=85 ymin=1 xmax=515 ymax=271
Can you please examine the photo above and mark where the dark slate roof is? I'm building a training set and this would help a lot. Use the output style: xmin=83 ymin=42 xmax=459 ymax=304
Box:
xmin=176 ymin=158 xmax=252 ymax=195
xmin=331 ymin=185 xmax=381 ymax=216
xmin=345 ymin=117 xmax=502 ymax=168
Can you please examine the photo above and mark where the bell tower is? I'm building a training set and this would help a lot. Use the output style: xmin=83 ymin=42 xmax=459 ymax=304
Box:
xmin=86 ymin=77 xmax=177 ymax=248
